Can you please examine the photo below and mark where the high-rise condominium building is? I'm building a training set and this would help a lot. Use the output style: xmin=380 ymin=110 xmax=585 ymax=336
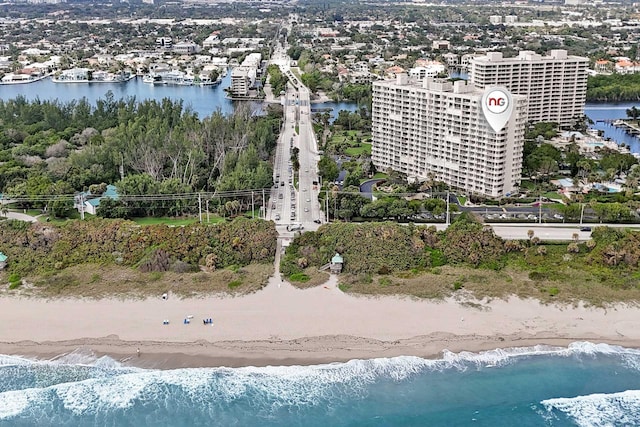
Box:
xmin=469 ymin=50 xmax=588 ymax=127
xmin=371 ymin=75 xmax=527 ymax=198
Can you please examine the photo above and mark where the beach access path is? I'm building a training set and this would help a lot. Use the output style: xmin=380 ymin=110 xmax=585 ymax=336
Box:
xmin=1 ymin=274 xmax=639 ymax=368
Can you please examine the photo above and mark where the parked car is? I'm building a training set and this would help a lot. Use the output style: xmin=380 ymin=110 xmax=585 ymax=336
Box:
xmin=580 ymin=226 xmax=592 ymax=232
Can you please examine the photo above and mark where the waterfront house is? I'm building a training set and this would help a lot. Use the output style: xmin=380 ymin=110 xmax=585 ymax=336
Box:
xmin=54 ymin=68 xmax=91 ymax=82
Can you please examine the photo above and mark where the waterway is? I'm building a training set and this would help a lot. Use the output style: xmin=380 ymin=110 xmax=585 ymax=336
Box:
xmin=1 ymin=75 xmax=639 ymax=153
xmin=0 ymin=73 xmax=235 ymax=118
xmin=585 ymin=102 xmax=640 ymax=152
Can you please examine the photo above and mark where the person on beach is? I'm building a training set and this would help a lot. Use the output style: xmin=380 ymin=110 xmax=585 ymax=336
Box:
xmin=137 ymin=348 xmax=140 ymax=357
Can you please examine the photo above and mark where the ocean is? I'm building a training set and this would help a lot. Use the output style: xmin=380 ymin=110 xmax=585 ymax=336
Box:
xmin=1 ymin=342 xmax=639 ymax=426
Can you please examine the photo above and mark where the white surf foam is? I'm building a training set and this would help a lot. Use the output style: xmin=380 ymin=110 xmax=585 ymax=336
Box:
xmin=49 ymin=348 xmax=126 ymax=369
xmin=0 ymin=354 xmax=36 ymax=367
xmin=542 ymin=389 xmax=640 ymax=427
xmin=0 ymin=388 xmax=46 ymax=419
xmin=2 ymin=342 xmax=640 ymax=420
xmin=441 ymin=342 xmax=640 ymax=371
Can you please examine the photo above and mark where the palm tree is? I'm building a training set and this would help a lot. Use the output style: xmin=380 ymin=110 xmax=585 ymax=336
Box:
xmin=0 ymin=204 xmax=8 ymax=218
xmin=624 ymin=176 xmax=639 ymax=197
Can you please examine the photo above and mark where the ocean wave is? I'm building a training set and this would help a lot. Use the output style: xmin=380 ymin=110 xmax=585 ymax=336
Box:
xmin=49 ymin=348 xmax=127 ymax=369
xmin=442 ymin=341 xmax=640 ymax=370
xmin=541 ymin=389 xmax=640 ymax=427
xmin=0 ymin=355 xmax=35 ymax=367
xmin=2 ymin=342 xmax=640 ymax=421
xmin=0 ymin=349 xmax=139 ymax=396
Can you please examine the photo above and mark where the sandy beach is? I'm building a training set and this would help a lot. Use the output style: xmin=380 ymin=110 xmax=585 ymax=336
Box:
xmin=1 ymin=275 xmax=640 ymax=369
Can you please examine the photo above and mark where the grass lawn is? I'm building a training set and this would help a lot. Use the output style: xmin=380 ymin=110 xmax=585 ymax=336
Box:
xmin=243 ymin=208 xmax=262 ymax=219
xmin=38 ymin=211 xmax=84 ymax=224
xmin=543 ymin=191 xmax=562 ymax=200
xmin=345 ymin=143 xmax=371 ymax=156
xmin=131 ymin=216 xmax=203 ymax=226
xmin=457 ymin=195 xmax=467 ymax=206
xmin=329 ymin=130 xmax=372 ymax=156
xmin=360 ymin=173 xmax=389 ymax=184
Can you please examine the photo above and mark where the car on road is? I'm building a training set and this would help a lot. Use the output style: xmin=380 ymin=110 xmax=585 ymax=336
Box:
xmin=306 ymin=198 xmax=310 ymax=203
xmin=302 ymin=188 xmax=307 ymax=192
xmin=313 ymin=219 xmax=321 ymax=224
xmin=287 ymin=223 xmax=304 ymax=232
xmin=275 ymin=214 xmax=280 ymax=220
xmin=580 ymin=227 xmax=592 ymax=232
xmin=304 ymin=207 xmax=309 ymax=212
xmin=278 ymin=193 xmax=283 ymax=199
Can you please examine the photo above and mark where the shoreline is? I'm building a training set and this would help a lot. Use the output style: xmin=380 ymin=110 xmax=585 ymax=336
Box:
xmin=2 ymin=274 xmax=640 ymax=369
xmin=2 ymin=335 xmax=639 ymax=370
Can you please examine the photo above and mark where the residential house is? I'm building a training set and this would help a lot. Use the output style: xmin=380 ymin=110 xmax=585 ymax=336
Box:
xmin=75 ymin=185 xmax=119 ymax=216
xmin=0 ymin=252 xmax=7 ymax=270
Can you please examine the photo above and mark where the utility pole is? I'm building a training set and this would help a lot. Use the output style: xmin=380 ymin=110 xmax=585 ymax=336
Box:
xmin=262 ymin=188 xmax=266 ymax=219
xmin=580 ymin=203 xmax=585 ymax=225
xmin=539 ymin=193 xmax=542 ymax=224
xmin=120 ymin=152 xmax=124 ymax=181
xmin=80 ymin=194 xmax=84 ymax=220
xmin=251 ymin=191 xmax=255 ymax=219
xmin=198 ymin=193 xmax=202 ymax=223
xmin=206 ymin=199 xmax=210 ymax=223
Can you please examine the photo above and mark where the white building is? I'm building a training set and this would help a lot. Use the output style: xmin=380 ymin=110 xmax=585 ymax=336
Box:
xmin=469 ymin=50 xmax=588 ymax=127
xmin=371 ymin=75 xmax=527 ymax=198
xmin=156 ymin=37 xmax=172 ymax=49
xmin=173 ymin=41 xmax=199 ymax=55
xmin=409 ymin=63 xmax=446 ymax=81
xmin=230 ymin=66 xmax=253 ymax=97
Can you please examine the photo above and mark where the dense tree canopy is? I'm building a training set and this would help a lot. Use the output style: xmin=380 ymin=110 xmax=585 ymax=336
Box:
xmin=0 ymin=94 xmax=282 ymax=217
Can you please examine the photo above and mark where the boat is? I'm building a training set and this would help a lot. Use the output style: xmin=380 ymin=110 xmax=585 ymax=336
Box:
xmin=143 ymin=74 xmax=163 ymax=84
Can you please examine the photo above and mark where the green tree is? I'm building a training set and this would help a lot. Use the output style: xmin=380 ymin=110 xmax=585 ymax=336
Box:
xmin=318 ymin=156 xmax=339 ymax=182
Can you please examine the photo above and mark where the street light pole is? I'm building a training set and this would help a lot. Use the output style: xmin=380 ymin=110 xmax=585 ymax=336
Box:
xmin=446 ymin=190 xmax=450 ymax=226
xmin=580 ymin=203 xmax=585 ymax=225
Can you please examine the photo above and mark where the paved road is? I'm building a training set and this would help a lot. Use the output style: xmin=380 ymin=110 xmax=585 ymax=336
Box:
xmin=267 ymin=40 xmax=322 ymax=232
xmin=2 ymin=211 xmax=38 ymax=223
xmin=491 ymin=225 xmax=593 ymax=241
